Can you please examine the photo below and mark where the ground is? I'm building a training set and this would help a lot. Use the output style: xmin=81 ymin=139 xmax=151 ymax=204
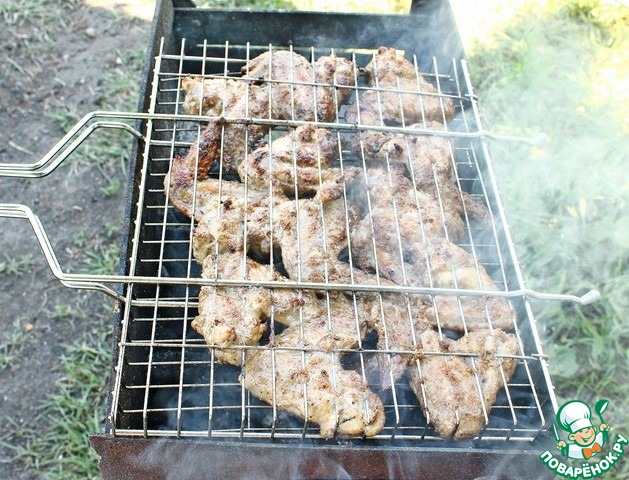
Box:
xmin=0 ymin=3 xmax=149 ymax=478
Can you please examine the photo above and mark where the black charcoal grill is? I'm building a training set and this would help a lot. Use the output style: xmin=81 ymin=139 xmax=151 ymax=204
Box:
xmin=0 ymin=0 xmax=602 ymax=478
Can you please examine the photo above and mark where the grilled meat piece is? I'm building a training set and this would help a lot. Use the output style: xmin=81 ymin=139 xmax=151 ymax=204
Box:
xmin=361 ymin=121 xmax=452 ymax=193
xmin=188 ymin=179 xmax=283 ymax=261
xmin=356 ymin=236 xmax=515 ymax=386
xmin=243 ymin=50 xmax=357 ymax=123
xmin=192 ymin=252 xmax=316 ymax=366
xmin=167 ymin=120 xmax=224 ymax=187
xmin=164 ymin=170 xmax=285 ymax=259
xmin=165 ymin=134 xmax=284 ymax=259
xmin=350 ymin=166 xmax=464 ymax=284
xmin=345 ymin=46 xmax=455 ymax=126
xmin=272 ymin=169 xmax=365 ymax=284
xmin=364 ymin=293 xmax=432 ymax=389
xmin=179 ymin=51 xmax=356 ymax=174
xmin=410 ymin=239 xmax=515 ymax=332
xmin=358 ymin=121 xmax=490 ymax=224
xmin=181 ymin=79 xmax=270 ymax=172
xmin=313 ymin=52 xmax=357 ymax=118
xmin=409 ymin=329 xmax=518 ymax=440
xmin=242 ymin=293 xmax=385 ymax=438
xmin=166 ymin=148 xmax=365 ymax=268
xmin=238 ymin=124 xmax=344 ymax=197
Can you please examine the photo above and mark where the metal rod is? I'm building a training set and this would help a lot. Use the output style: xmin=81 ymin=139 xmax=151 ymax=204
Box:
xmin=0 ymin=202 xmax=602 ymax=304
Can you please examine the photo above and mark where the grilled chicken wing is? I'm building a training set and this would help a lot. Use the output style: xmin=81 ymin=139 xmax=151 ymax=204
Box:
xmin=345 ymin=46 xmax=455 ymax=126
xmin=243 ymin=50 xmax=357 ymax=123
xmin=242 ymin=293 xmax=385 ymax=438
xmin=238 ymin=124 xmax=344 ymax=197
xmin=350 ymin=166 xmax=464 ymax=284
xmin=272 ymin=169 xmax=366 ymax=284
xmin=410 ymin=239 xmax=515 ymax=332
xmin=192 ymin=252 xmax=316 ymax=366
xmin=409 ymin=329 xmax=518 ymax=440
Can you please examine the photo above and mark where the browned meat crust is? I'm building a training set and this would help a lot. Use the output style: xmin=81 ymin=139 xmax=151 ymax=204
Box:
xmin=410 ymin=239 xmax=516 ymax=332
xmin=164 ymin=174 xmax=286 ymax=260
xmin=242 ymin=294 xmax=385 ymax=438
xmin=271 ymin=169 xmax=366 ymax=284
xmin=363 ymin=293 xmax=432 ymax=389
xmin=345 ymin=46 xmax=455 ymax=126
xmin=238 ymin=124 xmax=342 ymax=197
xmin=350 ymin=166 xmax=464 ymax=284
xmin=409 ymin=329 xmax=518 ymax=440
xmin=192 ymin=252 xmax=317 ymax=366
xmin=165 ymin=120 xmax=224 ymax=199
xmin=243 ymin=50 xmax=357 ymax=123
xmin=180 ymin=78 xmax=270 ymax=172
xmin=356 ymin=121 xmax=490 ymax=225
xmin=178 ymin=51 xmax=357 ymax=174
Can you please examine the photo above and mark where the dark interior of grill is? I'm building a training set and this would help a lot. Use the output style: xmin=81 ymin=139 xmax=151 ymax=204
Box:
xmin=94 ymin=2 xmax=557 ymax=478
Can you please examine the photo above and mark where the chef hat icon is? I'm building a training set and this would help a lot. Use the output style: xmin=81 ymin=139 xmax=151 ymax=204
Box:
xmin=557 ymin=400 xmax=594 ymax=434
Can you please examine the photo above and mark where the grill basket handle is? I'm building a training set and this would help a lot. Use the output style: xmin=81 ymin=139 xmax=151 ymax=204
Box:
xmin=0 ymin=200 xmax=602 ymax=307
xmin=0 ymin=203 xmax=126 ymax=301
xmin=0 ymin=111 xmax=145 ymax=178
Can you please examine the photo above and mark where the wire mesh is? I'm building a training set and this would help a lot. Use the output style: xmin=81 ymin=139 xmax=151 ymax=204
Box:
xmin=109 ymin=40 xmax=556 ymax=444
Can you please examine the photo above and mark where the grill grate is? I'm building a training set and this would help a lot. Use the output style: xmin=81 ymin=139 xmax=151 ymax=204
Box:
xmin=108 ymin=39 xmax=556 ymax=444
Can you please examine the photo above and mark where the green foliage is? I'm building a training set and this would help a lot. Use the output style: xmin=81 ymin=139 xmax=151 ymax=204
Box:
xmin=47 ymin=107 xmax=81 ymax=133
xmin=81 ymin=243 xmax=120 ymax=276
xmin=100 ymin=176 xmax=122 ymax=198
xmin=73 ymin=227 xmax=88 ymax=249
xmin=46 ymin=48 xmax=144 ymax=180
xmin=105 ymin=223 xmax=121 ymax=239
xmin=0 ymin=0 xmax=79 ymax=31
xmin=98 ymin=48 xmax=145 ymax=111
xmin=557 ymin=0 xmax=628 ymax=41
xmin=49 ymin=301 xmax=86 ymax=321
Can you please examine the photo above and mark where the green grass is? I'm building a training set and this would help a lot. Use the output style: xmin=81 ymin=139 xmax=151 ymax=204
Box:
xmin=0 ymin=0 xmax=81 ymax=79
xmin=0 ymin=0 xmax=79 ymax=30
xmin=1 ymin=330 xmax=111 ymax=480
xmin=469 ymin=2 xmax=628 ymax=477
xmin=0 ymin=254 xmax=34 ymax=277
xmin=105 ymin=223 xmax=121 ymax=239
xmin=0 ymin=3 xmax=143 ymax=478
xmin=46 ymin=47 xmax=144 ymax=178
xmin=0 ymin=319 xmax=31 ymax=372
xmin=49 ymin=301 xmax=86 ymax=322
xmin=80 ymin=243 xmax=121 ymax=276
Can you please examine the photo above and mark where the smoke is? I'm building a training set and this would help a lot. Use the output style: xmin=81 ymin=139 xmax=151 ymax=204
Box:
xmin=462 ymin=0 xmax=628 ymax=438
